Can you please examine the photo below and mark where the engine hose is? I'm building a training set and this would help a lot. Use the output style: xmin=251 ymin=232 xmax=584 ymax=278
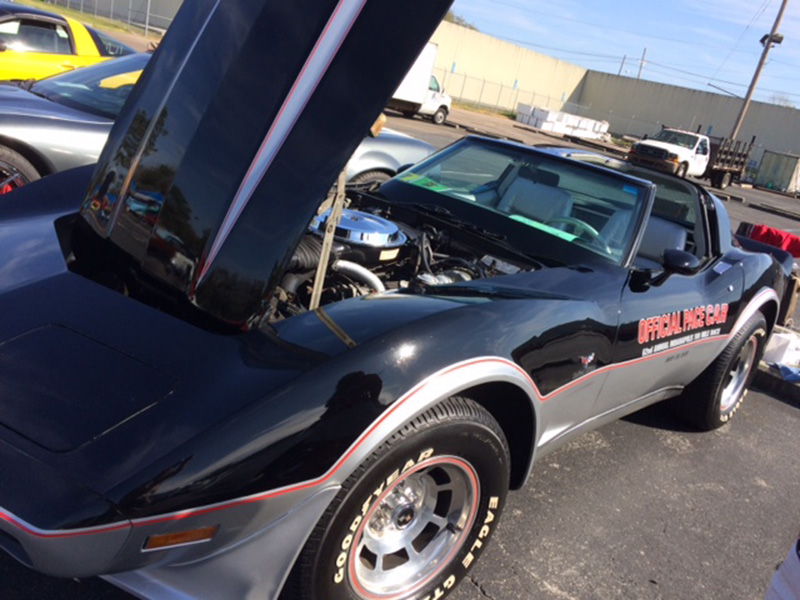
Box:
xmin=288 ymin=235 xmax=323 ymax=271
xmin=331 ymin=260 xmax=386 ymax=293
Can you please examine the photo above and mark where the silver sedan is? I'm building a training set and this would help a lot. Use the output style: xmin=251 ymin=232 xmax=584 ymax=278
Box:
xmin=0 ymin=53 xmax=433 ymax=193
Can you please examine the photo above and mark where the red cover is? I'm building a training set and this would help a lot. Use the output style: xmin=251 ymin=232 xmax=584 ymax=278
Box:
xmin=750 ymin=224 xmax=800 ymax=257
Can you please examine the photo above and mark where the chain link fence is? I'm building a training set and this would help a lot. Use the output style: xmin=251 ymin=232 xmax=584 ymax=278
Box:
xmin=42 ymin=0 xmax=179 ymax=35
xmin=434 ymin=67 xmax=591 ymax=117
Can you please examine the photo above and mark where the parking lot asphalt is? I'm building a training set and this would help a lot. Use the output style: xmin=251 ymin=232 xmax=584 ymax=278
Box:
xmin=1 ymin=110 xmax=798 ymax=600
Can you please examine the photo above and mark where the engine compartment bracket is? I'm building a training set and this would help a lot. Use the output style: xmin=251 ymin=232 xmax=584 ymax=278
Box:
xmin=309 ymin=169 xmax=347 ymax=310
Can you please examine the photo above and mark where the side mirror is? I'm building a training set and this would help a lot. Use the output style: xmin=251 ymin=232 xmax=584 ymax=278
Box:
xmin=662 ymin=248 xmax=701 ymax=275
xmin=642 ymin=134 xmax=648 ymax=140
xmin=629 ymin=249 xmax=701 ymax=292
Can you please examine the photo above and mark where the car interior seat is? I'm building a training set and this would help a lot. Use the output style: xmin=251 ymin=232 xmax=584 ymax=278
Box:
xmin=497 ymin=166 xmax=573 ymax=223
xmin=636 ymin=216 xmax=688 ymax=268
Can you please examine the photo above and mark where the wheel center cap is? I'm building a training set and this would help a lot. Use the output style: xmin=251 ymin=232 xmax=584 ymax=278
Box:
xmin=394 ymin=506 xmax=415 ymax=529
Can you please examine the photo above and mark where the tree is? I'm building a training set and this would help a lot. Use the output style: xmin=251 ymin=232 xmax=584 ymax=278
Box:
xmin=444 ymin=10 xmax=478 ymax=31
xmin=769 ymin=93 xmax=795 ymax=108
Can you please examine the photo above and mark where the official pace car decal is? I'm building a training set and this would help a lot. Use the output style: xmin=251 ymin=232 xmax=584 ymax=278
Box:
xmin=638 ymin=304 xmax=728 ymax=356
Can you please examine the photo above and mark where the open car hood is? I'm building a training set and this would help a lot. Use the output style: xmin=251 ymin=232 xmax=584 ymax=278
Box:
xmin=78 ymin=0 xmax=451 ymax=328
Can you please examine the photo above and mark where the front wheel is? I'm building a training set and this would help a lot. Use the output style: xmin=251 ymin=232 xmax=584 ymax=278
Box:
xmin=675 ymin=162 xmax=688 ymax=178
xmin=672 ymin=312 xmax=767 ymax=430
xmin=431 ymin=107 xmax=448 ymax=125
xmin=291 ymin=396 xmax=510 ymax=600
xmin=0 ymin=146 xmax=39 ymax=194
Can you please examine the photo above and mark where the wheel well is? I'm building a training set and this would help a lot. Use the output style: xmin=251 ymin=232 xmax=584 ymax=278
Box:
xmin=0 ymin=136 xmax=52 ymax=177
xmin=760 ymin=300 xmax=779 ymax=335
xmin=463 ymin=381 xmax=535 ymax=490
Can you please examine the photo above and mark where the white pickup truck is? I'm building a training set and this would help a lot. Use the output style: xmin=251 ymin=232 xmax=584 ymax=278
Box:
xmin=627 ymin=127 xmax=754 ymax=189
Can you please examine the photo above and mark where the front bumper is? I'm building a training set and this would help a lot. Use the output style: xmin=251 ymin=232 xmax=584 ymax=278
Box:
xmin=0 ymin=439 xmax=131 ymax=577
xmin=627 ymin=154 xmax=680 ymax=174
xmin=103 ymin=486 xmax=338 ymax=600
xmin=0 ymin=431 xmax=339 ymax=589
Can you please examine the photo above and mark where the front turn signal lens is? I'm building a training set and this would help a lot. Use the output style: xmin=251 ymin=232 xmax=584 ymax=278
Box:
xmin=143 ymin=525 xmax=219 ymax=552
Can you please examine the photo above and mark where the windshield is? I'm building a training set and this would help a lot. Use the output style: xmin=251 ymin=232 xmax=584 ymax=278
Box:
xmin=380 ymin=138 xmax=654 ymax=267
xmin=650 ymin=130 xmax=700 ymax=149
xmin=30 ymin=53 xmax=149 ymax=119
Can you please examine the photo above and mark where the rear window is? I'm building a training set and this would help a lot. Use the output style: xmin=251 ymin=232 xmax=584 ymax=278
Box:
xmin=86 ymin=27 xmax=135 ymax=57
xmin=30 ymin=52 xmax=148 ymax=119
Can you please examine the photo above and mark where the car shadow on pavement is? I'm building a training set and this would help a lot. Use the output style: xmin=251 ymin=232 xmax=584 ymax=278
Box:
xmin=622 ymin=401 xmax=699 ymax=433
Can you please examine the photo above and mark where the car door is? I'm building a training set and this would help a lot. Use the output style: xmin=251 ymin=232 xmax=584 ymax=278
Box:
xmin=419 ymin=74 xmax=444 ymax=114
xmin=0 ymin=17 xmax=99 ymax=80
xmin=690 ymin=137 xmax=710 ymax=176
xmin=597 ymin=197 xmax=743 ymax=416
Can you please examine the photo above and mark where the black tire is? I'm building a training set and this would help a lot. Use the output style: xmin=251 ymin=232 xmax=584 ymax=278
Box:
xmin=675 ymin=162 xmax=688 ymax=178
xmin=710 ymin=171 xmax=731 ymax=190
xmin=350 ymin=170 xmax=392 ymax=185
xmin=0 ymin=146 xmax=39 ymax=194
xmin=432 ymin=107 xmax=448 ymax=125
xmin=290 ymin=396 xmax=510 ymax=600
xmin=672 ymin=312 xmax=767 ymax=430
xmin=401 ymin=110 xmax=416 ymax=119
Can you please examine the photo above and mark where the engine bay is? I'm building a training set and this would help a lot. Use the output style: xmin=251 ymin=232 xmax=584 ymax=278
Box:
xmin=266 ymin=190 xmax=535 ymax=323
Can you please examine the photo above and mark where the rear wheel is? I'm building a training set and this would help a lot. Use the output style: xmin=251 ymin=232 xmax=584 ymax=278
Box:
xmin=0 ymin=146 xmax=39 ymax=194
xmin=401 ymin=110 xmax=417 ymax=119
xmin=290 ymin=396 xmax=510 ymax=600
xmin=719 ymin=171 xmax=732 ymax=190
xmin=672 ymin=312 xmax=767 ymax=430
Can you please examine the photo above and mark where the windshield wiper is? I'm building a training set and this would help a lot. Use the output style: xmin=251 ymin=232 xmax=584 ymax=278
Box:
xmin=411 ymin=202 xmax=551 ymax=266
xmin=412 ymin=202 xmax=454 ymax=217
xmin=409 ymin=282 xmax=569 ymax=301
xmin=461 ymin=222 xmax=506 ymax=242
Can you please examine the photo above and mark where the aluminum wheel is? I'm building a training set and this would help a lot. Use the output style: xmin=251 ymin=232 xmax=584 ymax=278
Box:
xmin=720 ymin=334 xmax=758 ymax=412
xmin=350 ymin=456 xmax=478 ymax=598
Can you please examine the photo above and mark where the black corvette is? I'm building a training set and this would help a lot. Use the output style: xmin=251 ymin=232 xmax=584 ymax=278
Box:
xmin=0 ymin=1 xmax=790 ymax=599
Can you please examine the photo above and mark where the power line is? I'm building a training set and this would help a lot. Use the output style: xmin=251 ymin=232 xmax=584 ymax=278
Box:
xmin=492 ymin=34 xmax=624 ymax=59
xmin=486 ymin=0 xmax=774 ymax=53
xmin=709 ymin=0 xmax=773 ymax=81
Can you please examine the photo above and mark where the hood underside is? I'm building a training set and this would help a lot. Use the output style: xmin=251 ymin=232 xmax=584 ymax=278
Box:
xmin=78 ymin=0 xmax=452 ymax=329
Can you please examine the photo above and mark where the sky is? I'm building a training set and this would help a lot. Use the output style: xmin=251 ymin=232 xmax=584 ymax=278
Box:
xmin=449 ymin=0 xmax=800 ymax=106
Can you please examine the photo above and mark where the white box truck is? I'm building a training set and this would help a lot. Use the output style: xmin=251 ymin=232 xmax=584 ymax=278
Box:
xmin=387 ymin=42 xmax=452 ymax=125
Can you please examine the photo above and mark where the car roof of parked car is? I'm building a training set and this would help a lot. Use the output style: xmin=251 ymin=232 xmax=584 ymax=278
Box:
xmin=0 ymin=2 xmax=67 ymax=22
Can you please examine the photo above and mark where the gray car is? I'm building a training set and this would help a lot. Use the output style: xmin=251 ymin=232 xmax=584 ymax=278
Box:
xmin=0 ymin=53 xmax=433 ymax=193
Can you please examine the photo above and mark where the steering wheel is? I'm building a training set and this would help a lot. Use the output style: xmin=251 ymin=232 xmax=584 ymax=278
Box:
xmin=546 ymin=216 xmax=612 ymax=255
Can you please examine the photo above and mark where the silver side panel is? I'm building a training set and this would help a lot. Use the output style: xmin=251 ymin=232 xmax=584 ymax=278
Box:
xmin=103 ymin=487 xmax=338 ymax=600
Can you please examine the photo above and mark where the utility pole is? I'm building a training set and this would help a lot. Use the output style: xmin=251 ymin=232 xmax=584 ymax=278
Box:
xmin=637 ymin=47 xmax=647 ymax=79
xmin=617 ymin=55 xmax=627 ymax=76
xmin=730 ymin=0 xmax=789 ymax=139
